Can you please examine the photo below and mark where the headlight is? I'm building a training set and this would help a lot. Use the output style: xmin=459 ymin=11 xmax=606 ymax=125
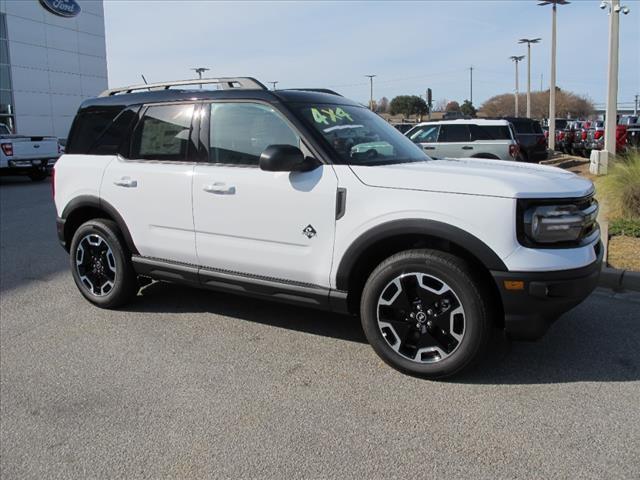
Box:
xmin=519 ymin=196 xmax=599 ymax=247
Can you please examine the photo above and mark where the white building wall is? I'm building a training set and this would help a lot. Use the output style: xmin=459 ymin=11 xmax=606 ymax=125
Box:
xmin=0 ymin=0 xmax=107 ymax=138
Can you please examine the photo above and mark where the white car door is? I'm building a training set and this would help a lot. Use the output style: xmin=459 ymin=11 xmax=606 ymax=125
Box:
xmin=192 ymin=102 xmax=338 ymax=287
xmin=436 ymin=123 xmax=472 ymax=158
xmin=100 ymin=103 xmax=198 ymax=265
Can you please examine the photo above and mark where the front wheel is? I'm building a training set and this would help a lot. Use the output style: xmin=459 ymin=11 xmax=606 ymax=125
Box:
xmin=360 ymin=249 xmax=492 ymax=378
xmin=69 ymin=219 xmax=138 ymax=308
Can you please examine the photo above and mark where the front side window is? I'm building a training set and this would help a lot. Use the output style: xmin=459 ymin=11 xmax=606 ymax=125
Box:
xmin=209 ymin=103 xmax=299 ymax=166
xmin=408 ymin=125 xmax=439 ymax=143
xmin=438 ymin=124 xmax=471 ymax=143
xmin=131 ymin=104 xmax=194 ymax=160
xmin=298 ymin=103 xmax=428 ymax=166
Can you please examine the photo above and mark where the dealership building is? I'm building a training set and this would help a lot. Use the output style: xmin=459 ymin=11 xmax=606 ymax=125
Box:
xmin=0 ymin=0 xmax=107 ymax=139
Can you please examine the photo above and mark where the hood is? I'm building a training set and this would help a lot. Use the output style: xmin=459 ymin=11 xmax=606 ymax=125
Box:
xmin=350 ymin=158 xmax=594 ymax=199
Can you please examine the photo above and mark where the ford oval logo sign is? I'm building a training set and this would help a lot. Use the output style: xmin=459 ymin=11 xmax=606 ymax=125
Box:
xmin=39 ymin=0 xmax=81 ymax=18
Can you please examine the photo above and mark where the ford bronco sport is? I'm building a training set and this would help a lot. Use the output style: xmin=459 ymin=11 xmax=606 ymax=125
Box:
xmin=54 ymin=78 xmax=602 ymax=378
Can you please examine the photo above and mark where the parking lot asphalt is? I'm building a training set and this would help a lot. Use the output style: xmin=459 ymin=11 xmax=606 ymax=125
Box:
xmin=1 ymin=177 xmax=639 ymax=479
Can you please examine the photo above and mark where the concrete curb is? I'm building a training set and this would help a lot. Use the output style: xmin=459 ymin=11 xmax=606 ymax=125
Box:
xmin=599 ymin=267 xmax=640 ymax=292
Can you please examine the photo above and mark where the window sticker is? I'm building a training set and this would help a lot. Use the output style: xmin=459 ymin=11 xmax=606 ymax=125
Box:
xmin=310 ymin=107 xmax=353 ymax=125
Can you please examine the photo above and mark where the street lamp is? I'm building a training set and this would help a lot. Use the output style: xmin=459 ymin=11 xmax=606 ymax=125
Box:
xmin=601 ymin=0 xmax=631 ymax=158
xmin=269 ymin=81 xmax=279 ymax=91
xmin=365 ymin=75 xmax=376 ymax=110
xmin=538 ymin=0 xmax=570 ymax=151
xmin=191 ymin=67 xmax=210 ymax=89
xmin=510 ymin=56 xmax=525 ymax=117
xmin=518 ymin=38 xmax=541 ymax=118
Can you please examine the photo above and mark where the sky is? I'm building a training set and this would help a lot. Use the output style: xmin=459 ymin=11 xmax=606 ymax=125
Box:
xmin=104 ymin=0 xmax=640 ymax=109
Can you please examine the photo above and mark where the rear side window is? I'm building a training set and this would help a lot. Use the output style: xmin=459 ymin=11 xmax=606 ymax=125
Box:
xmin=438 ymin=124 xmax=470 ymax=142
xmin=469 ymin=124 xmax=512 ymax=141
xmin=130 ymin=104 xmax=195 ymax=161
xmin=66 ymin=107 xmax=123 ymax=154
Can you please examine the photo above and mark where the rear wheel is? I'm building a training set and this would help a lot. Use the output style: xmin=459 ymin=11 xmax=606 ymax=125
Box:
xmin=69 ymin=219 xmax=137 ymax=308
xmin=360 ymin=249 xmax=491 ymax=378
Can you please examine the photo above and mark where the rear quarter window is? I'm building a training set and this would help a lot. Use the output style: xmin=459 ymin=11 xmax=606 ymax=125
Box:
xmin=469 ymin=124 xmax=512 ymax=141
xmin=66 ymin=107 xmax=124 ymax=154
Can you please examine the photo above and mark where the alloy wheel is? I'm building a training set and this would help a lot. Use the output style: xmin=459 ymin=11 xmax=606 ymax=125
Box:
xmin=377 ymin=272 xmax=465 ymax=363
xmin=75 ymin=233 xmax=117 ymax=297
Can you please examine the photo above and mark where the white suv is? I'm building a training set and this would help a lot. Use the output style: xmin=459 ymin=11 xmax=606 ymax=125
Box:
xmin=54 ymin=78 xmax=602 ymax=378
xmin=405 ymin=119 xmax=520 ymax=161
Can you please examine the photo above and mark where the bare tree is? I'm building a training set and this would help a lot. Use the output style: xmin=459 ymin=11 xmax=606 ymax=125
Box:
xmin=479 ymin=88 xmax=594 ymax=119
xmin=377 ymin=97 xmax=390 ymax=114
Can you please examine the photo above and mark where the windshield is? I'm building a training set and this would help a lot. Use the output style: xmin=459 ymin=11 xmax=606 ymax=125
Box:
xmin=297 ymin=103 xmax=430 ymax=165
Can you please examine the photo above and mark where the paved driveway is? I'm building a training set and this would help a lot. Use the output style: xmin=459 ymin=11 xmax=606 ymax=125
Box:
xmin=1 ymin=178 xmax=639 ymax=479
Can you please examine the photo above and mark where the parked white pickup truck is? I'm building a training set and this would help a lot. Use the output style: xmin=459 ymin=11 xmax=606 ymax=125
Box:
xmin=0 ymin=124 xmax=60 ymax=181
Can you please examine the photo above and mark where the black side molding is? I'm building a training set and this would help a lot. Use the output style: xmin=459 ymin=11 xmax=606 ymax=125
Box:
xmin=336 ymin=188 xmax=347 ymax=220
xmin=131 ymin=256 xmax=349 ymax=313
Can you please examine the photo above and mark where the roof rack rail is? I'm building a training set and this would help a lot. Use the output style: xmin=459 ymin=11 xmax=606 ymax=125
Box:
xmin=288 ymin=88 xmax=343 ymax=97
xmin=99 ymin=77 xmax=268 ymax=97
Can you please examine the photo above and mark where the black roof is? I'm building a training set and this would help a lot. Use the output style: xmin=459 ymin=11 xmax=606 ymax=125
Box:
xmin=78 ymin=88 xmax=360 ymax=111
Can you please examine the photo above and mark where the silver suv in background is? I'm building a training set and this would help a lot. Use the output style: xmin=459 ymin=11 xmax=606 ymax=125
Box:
xmin=404 ymin=119 xmax=519 ymax=161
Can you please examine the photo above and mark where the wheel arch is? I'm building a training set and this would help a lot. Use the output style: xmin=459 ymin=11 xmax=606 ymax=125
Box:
xmin=335 ymin=219 xmax=506 ymax=317
xmin=471 ymin=153 xmax=500 ymax=160
xmin=60 ymin=195 xmax=138 ymax=254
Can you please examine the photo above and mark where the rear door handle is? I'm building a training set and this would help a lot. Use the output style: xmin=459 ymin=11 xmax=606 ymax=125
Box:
xmin=422 ymin=146 xmax=436 ymax=150
xmin=204 ymin=183 xmax=236 ymax=195
xmin=113 ymin=177 xmax=137 ymax=188
xmin=462 ymin=146 xmax=474 ymax=150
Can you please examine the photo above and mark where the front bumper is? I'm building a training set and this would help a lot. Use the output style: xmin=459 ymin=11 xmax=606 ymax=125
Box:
xmin=491 ymin=241 xmax=603 ymax=340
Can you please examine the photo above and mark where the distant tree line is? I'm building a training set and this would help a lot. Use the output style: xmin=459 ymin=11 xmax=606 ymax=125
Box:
xmin=373 ymin=86 xmax=592 ymax=120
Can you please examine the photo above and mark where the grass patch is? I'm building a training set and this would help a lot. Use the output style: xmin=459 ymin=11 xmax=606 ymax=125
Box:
xmin=597 ymin=152 xmax=640 ymax=219
xmin=609 ymin=218 xmax=640 ymax=238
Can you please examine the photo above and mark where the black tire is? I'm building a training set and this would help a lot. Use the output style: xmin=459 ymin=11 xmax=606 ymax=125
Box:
xmin=69 ymin=219 xmax=137 ymax=308
xmin=360 ymin=249 xmax=492 ymax=379
xmin=28 ymin=169 xmax=47 ymax=181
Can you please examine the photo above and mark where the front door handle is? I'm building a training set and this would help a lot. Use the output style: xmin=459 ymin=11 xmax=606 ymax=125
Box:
xmin=204 ymin=183 xmax=236 ymax=195
xmin=422 ymin=146 xmax=436 ymax=150
xmin=113 ymin=177 xmax=137 ymax=188
xmin=462 ymin=146 xmax=474 ymax=150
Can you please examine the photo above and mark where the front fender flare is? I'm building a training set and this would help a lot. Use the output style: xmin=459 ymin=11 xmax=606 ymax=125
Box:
xmin=335 ymin=218 xmax=507 ymax=291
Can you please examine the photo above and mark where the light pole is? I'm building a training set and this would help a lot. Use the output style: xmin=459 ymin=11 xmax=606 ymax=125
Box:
xmin=510 ymin=56 xmax=525 ymax=117
xmin=469 ymin=66 xmax=474 ymax=105
xmin=365 ymin=75 xmax=376 ymax=110
xmin=518 ymin=38 xmax=541 ymax=118
xmin=191 ymin=67 xmax=210 ymax=88
xmin=269 ymin=81 xmax=279 ymax=91
xmin=539 ymin=0 xmax=570 ymax=151
xmin=601 ymin=0 xmax=631 ymax=157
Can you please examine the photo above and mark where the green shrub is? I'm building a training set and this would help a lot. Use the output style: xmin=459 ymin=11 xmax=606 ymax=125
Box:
xmin=598 ymin=152 xmax=640 ymax=219
xmin=609 ymin=218 xmax=640 ymax=238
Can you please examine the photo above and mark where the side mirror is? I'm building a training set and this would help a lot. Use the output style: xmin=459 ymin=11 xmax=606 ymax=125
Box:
xmin=259 ymin=145 xmax=319 ymax=172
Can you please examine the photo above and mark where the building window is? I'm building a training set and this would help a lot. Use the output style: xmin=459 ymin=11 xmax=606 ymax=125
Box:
xmin=0 ymin=13 xmax=15 ymax=133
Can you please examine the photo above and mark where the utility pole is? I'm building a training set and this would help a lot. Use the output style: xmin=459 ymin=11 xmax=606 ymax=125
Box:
xmin=191 ymin=67 xmax=210 ymax=88
xmin=635 ymin=94 xmax=639 ymax=116
xmin=365 ymin=75 xmax=376 ymax=110
xmin=539 ymin=1 xmax=570 ymax=151
xmin=602 ymin=0 xmax=630 ymax=158
xmin=519 ymin=38 xmax=541 ymax=118
xmin=269 ymin=81 xmax=279 ymax=90
xmin=510 ymin=56 xmax=525 ymax=117
xmin=469 ymin=66 xmax=473 ymax=105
